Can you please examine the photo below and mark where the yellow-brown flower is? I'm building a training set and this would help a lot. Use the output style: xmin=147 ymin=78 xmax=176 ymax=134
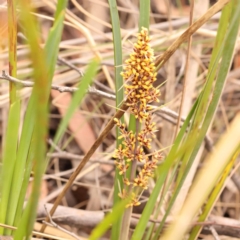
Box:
xmin=121 ymin=27 xmax=160 ymax=122
xmin=114 ymin=27 xmax=162 ymax=207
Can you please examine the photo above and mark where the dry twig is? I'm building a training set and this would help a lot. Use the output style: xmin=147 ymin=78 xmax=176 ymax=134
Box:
xmin=43 ymin=204 xmax=81 ymax=240
xmin=155 ymin=0 xmax=230 ymax=69
xmin=0 ymin=70 xmax=214 ymax=152
xmin=40 ymin=101 xmax=129 ymax=232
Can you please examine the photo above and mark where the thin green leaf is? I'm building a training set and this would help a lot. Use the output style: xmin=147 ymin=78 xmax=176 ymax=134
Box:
xmin=13 ymin=135 xmax=35 ymax=228
xmin=44 ymin=0 xmax=68 ymax=82
xmin=89 ymin=198 xmax=131 ymax=240
xmin=152 ymin=1 xmax=240 ymax=238
xmin=108 ymin=0 xmax=124 ymax=239
xmin=161 ymin=113 xmax=240 ymax=239
xmin=1 ymin=0 xmax=20 ymax=235
xmin=131 ymin=98 xmax=199 ymax=240
xmin=139 ymin=0 xmax=150 ymax=30
xmin=12 ymin=0 xmax=69 ymax=238
xmin=0 ymin=100 xmax=20 ymax=235
xmin=188 ymin=150 xmax=237 ymax=239
xmin=13 ymin=37 xmax=48 ymax=240
xmin=53 ymin=59 xmax=99 ymax=147
xmin=8 ymin=1 xmax=68 ymax=235
xmin=6 ymin=96 xmax=35 ymax=233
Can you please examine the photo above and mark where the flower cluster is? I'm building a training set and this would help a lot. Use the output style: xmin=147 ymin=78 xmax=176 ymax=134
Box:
xmin=121 ymin=27 xmax=160 ymax=121
xmin=114 ymin=27 xmax=162 ymax=207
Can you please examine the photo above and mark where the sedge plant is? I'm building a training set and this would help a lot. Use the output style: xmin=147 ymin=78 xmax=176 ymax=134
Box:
xmin=115 ymin=27 xmax=162 ymax=240
xmin=113 ymin=27 xmax=162 ymax=208
xmin=93 ymin=0 xmax=240 ymax=240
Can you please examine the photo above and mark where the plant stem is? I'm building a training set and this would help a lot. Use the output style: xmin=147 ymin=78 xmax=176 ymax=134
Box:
xmin=120 ymin=119 xmax=140 ymax=240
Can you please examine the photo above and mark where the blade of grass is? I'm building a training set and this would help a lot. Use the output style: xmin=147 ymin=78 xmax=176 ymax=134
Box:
xmin=175 ymin=0 xmax=231 ymax=187
xmin=39 ymin=59 xmax=99 ymax=233
xmin=188 ymin=149 xmax=238 ymax=240
xmin=152 ymin=0 xmax=239 ymax=237
xmin=7 ymin=0 xmax=68 ymax=234
xmin=108 ymin=0 xmax=124 ymax=239
xmin=13 ymin=134 xmax=35 ymax=228
xmin=12 ymin=0 xmax=68 ymax=238
xmin=161 ymin=113 xmax=240 ymax=240
xmin=0 ymin=100 xmax=20 ymax=235
xmin=0 ymin=0 xmax=20 ymax=235
xmin=52 ymin=59 xmax=99 ymax=148
xmin=6 ymin=96 xmax=35 ymax=234
xmin=131 ymin=97 xmax=199 ymax=240
xmin=177 ymin=0 xmax=239 ymax=209
xmin=175 ymin=0 xmax=231 ymax=186
xmin=61 ymin=99 xmax=104 ymax=151
xmin=139 ymin=0 xmax=150 ymax=30
xmin=89 ymin=197 xmax=131 ymax=240
xmin=12 ymin=0 xmax=49 ymax=237
xmin=44 ymin=0 xmax=68 ymax=82
xmin=188 ymin=1 xmax=240 ymax=238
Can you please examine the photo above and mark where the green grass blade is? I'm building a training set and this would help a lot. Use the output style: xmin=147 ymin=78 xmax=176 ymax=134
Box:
xmin=53 ymin=59 xmax=99 ymax=147
xmin=12 ymin=29 xmax=48 ymax=240
xmin=131 ymin=98 xmax=199 ymax=240
xmin=161 ymin=114 xmax=240 ymax=239
xmin=44 ymin=0 xmax=68 ymax=82
xmin=0 ymin=1 xmax=21 ymax=235
xmin=0 ymin=0 xmax=20 ymax=235
xmin=0 ymin=100 xmax=20 ymax=235
xmin=13 ymin=135 xmax=35 ymax=228
xmin=188 ymin=1 xmax=240 ymax=238
xmin=89 ymin=198 xmax=131 ymax=240
xmin=176 ymin=0 xmax=239 ymax=205
xmin=107 ymin=0 xmax=123 ymax=106
xmin=139 ymin=0 xmax=150 ymax=30
xmin=15 ymin=50 xmax=98 ymax=240
xmin=107 ymin=0 xmax=124 ymax=239
xmin=176 ymin=0 xmax=231 ymax=185
xmin=151 ymin=1 xmax=239 ymax=238
xmin=5 ymin=96 xmax=34 ymax=234
xmin=6 ymin=0 xmax=68 ymax=234
xmin=12 ymin=0 xmax=65 ymax=238
xmin=189 ymin=149 xmax=238 ymax=239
